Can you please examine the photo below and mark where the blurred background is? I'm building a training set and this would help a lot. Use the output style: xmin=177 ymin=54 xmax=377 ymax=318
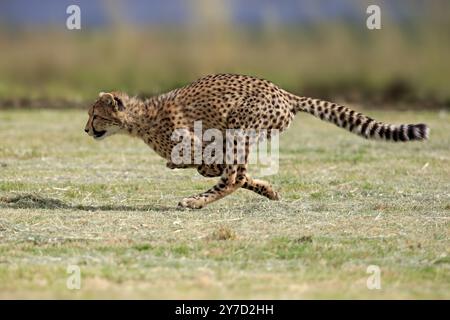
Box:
xmin=0 ymin=0 xmax=449 ymax=109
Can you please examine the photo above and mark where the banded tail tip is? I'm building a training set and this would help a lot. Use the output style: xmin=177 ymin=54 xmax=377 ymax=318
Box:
xmin=408 ymin=123 xmax=429 ymax=141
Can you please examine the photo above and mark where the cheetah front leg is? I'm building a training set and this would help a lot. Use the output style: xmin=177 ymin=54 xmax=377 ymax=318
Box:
xmin=243 ymin=174 xmax=280 ymax=200
xmin=166 ymin=161 xmax=197 ymax=170
xmin=178 ymin=164 xmax=246 ymax=209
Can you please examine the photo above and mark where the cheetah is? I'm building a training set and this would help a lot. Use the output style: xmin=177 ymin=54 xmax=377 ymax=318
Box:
xmin=84 ymin=74 xmax=429 ymax=209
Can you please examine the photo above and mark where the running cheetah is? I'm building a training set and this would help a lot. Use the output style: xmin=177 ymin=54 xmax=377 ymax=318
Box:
xmin=84 ymin=74 xmax=429 ymax=209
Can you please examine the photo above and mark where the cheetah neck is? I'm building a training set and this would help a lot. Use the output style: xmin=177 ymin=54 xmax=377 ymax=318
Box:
xmin=121 ymin=95 xmax=161 ymax=137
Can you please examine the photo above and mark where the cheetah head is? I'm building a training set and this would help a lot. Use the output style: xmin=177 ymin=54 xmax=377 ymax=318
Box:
xmin=84 ymin=92 xmax=127 ymax=140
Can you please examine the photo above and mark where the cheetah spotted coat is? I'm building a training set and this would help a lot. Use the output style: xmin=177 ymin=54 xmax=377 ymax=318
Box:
xmin=85 ymin=74 xmax=429 ymax=209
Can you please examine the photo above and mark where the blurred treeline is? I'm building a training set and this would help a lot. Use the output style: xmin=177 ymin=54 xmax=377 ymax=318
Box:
xmin=0 ymin=0 xmax=449 ymax=109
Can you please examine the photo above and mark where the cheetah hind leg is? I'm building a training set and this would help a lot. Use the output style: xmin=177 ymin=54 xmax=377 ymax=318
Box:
xmin=243 ymin=174 xmax=280 ymax=200
xmin=178 ymin=164 xmax=246 ymax=209
xmin=197 ymin=164 xmax=224 ymax=177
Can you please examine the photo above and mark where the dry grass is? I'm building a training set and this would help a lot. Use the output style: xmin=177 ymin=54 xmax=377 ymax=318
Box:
xmin=0 ymin=108 xmax=449 ymax=299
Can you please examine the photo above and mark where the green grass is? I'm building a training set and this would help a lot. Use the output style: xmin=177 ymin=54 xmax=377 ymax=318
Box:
xmin=1 ymin=22 xmax=450 ymax=101
xmin=0 ymin=109 xmax=449 ymax=299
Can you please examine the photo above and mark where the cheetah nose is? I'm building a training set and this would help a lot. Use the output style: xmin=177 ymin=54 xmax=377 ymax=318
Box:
xmin=84 ymin=128 xmax=89 ymax=133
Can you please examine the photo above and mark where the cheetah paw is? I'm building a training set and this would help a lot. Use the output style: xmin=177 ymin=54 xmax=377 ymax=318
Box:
xmin=177 ymin=197 xmax=204 ymax=209
xmin=268 ymin=191 xmax=281 ymax=201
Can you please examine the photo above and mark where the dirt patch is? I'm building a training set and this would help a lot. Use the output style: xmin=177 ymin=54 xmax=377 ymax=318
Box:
xmin=0 ymin=194 xmax=68 ymax=209
xmin=207 ymin=225 xmax=237 ymax=241
xmin=294 ymin=235 xmax=313 ymax=244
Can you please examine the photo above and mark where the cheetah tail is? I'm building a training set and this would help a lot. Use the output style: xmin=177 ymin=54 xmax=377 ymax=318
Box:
xmin=293 ymin=97 xmax=429 ymax=142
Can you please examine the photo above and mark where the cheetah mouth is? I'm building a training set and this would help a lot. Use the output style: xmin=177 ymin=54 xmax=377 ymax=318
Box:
xmin=93 ymin=129 xmax=107 ymax=139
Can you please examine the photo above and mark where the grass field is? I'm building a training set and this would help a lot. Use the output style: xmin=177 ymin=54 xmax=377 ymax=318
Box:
xmin=0 ymin=108 xmax=449 ymax=299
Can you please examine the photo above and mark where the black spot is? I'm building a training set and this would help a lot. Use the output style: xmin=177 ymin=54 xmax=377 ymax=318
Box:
xmin=369 ymin=123 xmax=379 ymax=136
xmin=333 ymin=116 xmax=339 ymax=125
xmin=385 ymin=128 xmax=391 ymax=140
xmin=361 ymin=120 xmax=372 ymax=136
xmin=392 ymin=128 xmax=399 ymax=141
xmin=378 ymin=126 xmax=385 ymax=138
xmin=349 ymin=124 xmax=355 ymax=132
xmin=407 ymin=125 xmax=415 ymax=140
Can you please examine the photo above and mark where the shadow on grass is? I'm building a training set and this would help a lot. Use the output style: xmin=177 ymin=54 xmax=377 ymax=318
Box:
xmin=0 ymin=194 xmax=172 ymax=212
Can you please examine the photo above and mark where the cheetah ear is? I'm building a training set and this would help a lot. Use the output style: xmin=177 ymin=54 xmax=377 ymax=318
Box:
xmin=98 ymin=92 xmax=124 ymax=111
xmin=99 ymin=92 xmax=115 ymax=105
xmin=113 ymin=96 xmax=125 ymax=111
